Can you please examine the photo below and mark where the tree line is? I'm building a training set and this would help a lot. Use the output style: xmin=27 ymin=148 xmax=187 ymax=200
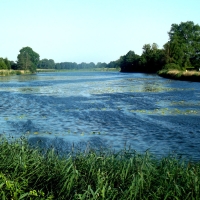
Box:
xmin=118 ymin=21 xmax=200 ymax=73
xmin=0 ymin=48 xmax=117 ymax=72
xmin=1 ymin=21 xmax=199 ymax=73
xmin=0 ymin=47 xmax=40 ymax=73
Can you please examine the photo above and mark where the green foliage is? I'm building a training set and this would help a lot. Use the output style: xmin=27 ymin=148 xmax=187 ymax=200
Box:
xmin=0 ymin=137 xmax=200 ymax=199
xmin=17 ymin=47 xmax=40 ymax=73
xmin=119 ymin=51 xmax=140 ymax=72
xmin=0 ymin=58 xmax=8 ymax=70
xmin=38 ymin=59 xmax=55 ymax=69
xmin=165 ymin=21 xmax=200 ymax=70
xmin=3 ymin=58 xmax=11 ymax=70
xmin=163 ymin=40 xmax=185 ymax=69
xmin=163 ymin=63 xmax=181 ymax=70
xmin=175 ymin=72 xmax=183 ymax=78
xmin=54 ymin=62 xmax=112 ymax=70
xmin=140 ymin=43 xmax=165 ymax=72
xmin=10 ymin=61 xmax=18 ymax=70
xmin=16 ymin=71 xmax=22 ymax=75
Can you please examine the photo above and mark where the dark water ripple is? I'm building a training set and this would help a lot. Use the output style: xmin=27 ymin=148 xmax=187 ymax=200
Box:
xmin=0 ymin=72 xmax=200 ymax=160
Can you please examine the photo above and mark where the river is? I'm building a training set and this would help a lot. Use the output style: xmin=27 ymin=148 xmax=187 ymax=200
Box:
xmin=0 ymin=71 xmax=200 ymax=159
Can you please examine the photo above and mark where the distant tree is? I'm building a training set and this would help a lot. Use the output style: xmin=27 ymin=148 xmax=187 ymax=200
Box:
xmin=49 ymin=59 xmax=55 ymax=69
xmin=120 ymin=51 xmax=140 ymax=72
xmin=97 ymin=62 xmax=107 ymax=68
xmin=107 ymin=61 xmax=119 ymax=69
xmin=0 ymin=58 xmax=8 ymax=69
xmin=140 ymin=43 xmax=165 ymax=72
xmin=88 ymin=62 xmax=95 ymax=68
xmin=17 ymin=52 xmax=32 ymax=71
xmin=3 ymin=58 xmax=11 ymax=70
xmin=10 ymin=61 xmax=18 ymax=70
xmin=38 ymin=59 xmax=55 ymax=69
xmin=17 ymin=47 xmax=40 ymax=73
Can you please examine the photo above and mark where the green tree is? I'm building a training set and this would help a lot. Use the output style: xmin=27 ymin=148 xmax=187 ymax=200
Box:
xmin=167 ymin=21 xmax=200 ymax=69
xmin=0 ymin=58 xmax=8 ymax=69
xmin=120 ymin=51 xmax=140 ymax=72
xmin=17 ymin=47 xmax=40 ymax=73
xmin=3 ymin=58 xmax=11 ymax=70
xmin=38 ymin=59 xmax=55 ymax=69
xmin=163 ymin=39 xmax=185 ymax=70
xmin=10 ymin=61 xmax=18 ymax=70
xmin=140 ymin=43 xmax=165 ymax=72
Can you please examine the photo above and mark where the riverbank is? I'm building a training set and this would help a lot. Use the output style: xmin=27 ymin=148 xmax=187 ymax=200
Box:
xmin=0 ymin=138 xmax=199 ymax=199
xmin=0 ymin=70 xmax=32 ymax=76
xmin=158 ymin=69 xmax=200 ymax=82
xmin=36 ymin=68 xmax=119 ymax=73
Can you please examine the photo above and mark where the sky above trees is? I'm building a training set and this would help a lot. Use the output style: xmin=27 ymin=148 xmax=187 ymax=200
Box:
xmin=0 ymin=0 xmax=200 ymax=64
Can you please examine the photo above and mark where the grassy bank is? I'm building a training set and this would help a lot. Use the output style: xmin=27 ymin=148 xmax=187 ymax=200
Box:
xmin=0 ymin=138 xmax=199 ymax=199
xmin=0 ymin=70 xmax=32 ymax=76
xmin=158 ymin=69 xmax=200 ymax=82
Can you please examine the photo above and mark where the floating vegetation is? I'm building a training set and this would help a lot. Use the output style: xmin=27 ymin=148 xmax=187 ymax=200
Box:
xmin=170 ymin=101 xmax=200 ymax=106
xmin=17 ymin=115 xmax=26 ymax=119
xmin=130 ymin=108 xmax=200 ymax=115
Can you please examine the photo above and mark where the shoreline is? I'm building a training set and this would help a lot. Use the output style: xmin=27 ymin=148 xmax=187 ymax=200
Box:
xmin=1 ymin=69 xmax=200 ymax=83
xmin=36 ymin=68 xmax=119 ymax=73
xmin=157 ymin=69 xmax=200 ymax=82
xmin=0 ymin=69 xmax=33 ymax=76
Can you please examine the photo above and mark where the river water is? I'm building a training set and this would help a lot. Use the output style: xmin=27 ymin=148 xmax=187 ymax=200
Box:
xmin=0 ymin=72 xmax=200 ymax=159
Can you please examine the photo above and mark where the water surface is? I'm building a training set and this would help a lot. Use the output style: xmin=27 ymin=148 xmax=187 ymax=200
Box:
xmin=0 ymin=72 xmax=199 ymax=159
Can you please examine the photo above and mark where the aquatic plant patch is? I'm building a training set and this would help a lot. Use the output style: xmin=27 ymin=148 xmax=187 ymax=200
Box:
xmin=130 ymin=108 xmax=200 ymax=115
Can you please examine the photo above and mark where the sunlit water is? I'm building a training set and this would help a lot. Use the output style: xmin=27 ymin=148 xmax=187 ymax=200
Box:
xmin=0 ymin=72 xmax=200 ymax=159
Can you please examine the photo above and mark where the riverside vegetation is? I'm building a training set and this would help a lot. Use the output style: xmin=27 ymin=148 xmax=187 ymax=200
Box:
xmin=1 ymin=21 xmax=200 ymax=199
xmin=158 ymin=69 xmax=200 ymax=82
xmin=1 ymin=21 xmax=200 ymax=81
xmin=0 ymin=137 xmax=199 ymax=200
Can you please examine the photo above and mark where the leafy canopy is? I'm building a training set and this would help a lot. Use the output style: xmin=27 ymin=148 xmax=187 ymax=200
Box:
xmin=17 ymin=47 xmax=40 ymax=73
xmin=165 ymin=21 xmax=200 ymax=69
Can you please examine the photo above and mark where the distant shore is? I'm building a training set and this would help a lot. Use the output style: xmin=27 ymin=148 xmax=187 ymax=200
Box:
xmin=158 ymin=69 xmax=200 ymax=82
xmin=0 ymin=69 xmax=32 ymax=76
xmin=36 ymin=68 xmax=119 ymax=73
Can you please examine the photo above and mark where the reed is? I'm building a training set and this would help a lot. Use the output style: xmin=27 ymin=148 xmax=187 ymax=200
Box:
xmin=158 ymin=69 xmax=200 ymax=82
xmin=0 ymin=70 xmax=30 ymax=76
xmin=0 ymin=137 xmax=199 ymax=199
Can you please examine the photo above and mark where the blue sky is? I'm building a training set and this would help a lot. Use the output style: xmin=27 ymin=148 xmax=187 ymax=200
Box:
xmin=0 ymin=0 xmax=200 ymax=64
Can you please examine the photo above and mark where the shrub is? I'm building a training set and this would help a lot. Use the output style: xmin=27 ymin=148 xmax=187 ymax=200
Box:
xmin=163 ymin=63 xmax=181 ymax=70
xmin=16 ymin=71 xmax=22 ymax=75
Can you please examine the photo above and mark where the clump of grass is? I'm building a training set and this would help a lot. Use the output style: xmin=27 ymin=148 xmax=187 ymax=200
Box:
xmin=0 ymin=137 xmax=199 ymax=199
xmin=0 ymin=70 xmax=29 ymax=76
xmin=158 ymin=69 xmax=200 ymax=82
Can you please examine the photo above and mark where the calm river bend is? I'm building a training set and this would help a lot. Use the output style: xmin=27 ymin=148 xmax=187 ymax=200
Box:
xmin=0 ymin=72 xmax=200 ymax=160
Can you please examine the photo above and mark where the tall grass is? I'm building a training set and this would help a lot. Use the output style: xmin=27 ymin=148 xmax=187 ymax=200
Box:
xmin=0 ymin=70 xmax=30 ymax=76
xmin=158 ymin=69 xmax=200 ymax=82
xmin=0 ymin=137 xmax=199 ymax=199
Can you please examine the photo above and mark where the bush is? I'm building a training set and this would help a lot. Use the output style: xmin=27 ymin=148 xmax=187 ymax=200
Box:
xmin=163 ymin=63 xmax=181 ymax=70
xmin=16 ymin=71 xmax=22 ymax=75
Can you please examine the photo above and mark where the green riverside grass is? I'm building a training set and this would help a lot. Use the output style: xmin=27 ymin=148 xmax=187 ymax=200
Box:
xmin=0 ymin=137 xmax=199 ymax=199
